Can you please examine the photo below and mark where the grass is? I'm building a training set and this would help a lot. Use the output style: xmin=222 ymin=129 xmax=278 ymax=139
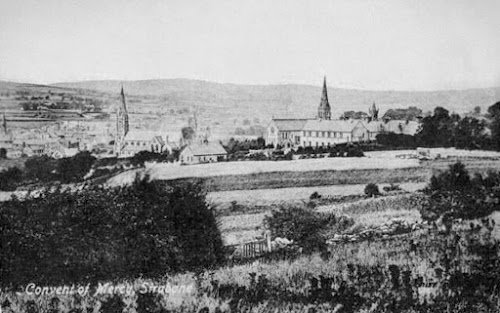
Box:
xmin=219 ymin=193 xmax=427 ymax=245
xmin=209 ymin=182 xmax=426 ymax=207
xmin=184 ymin=167 xmax=430 ymax=192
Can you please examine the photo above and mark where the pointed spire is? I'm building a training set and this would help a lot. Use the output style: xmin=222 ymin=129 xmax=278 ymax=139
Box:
xmin=120 ymin=84 xmax=127 ymax=113
xmin=318 ymin=76 xmax=332 ymax=120
xmin=321 ymin=76 xmax=329 ymax=105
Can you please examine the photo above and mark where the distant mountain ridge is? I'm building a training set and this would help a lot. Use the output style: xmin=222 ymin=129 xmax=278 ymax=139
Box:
xmin=52 ymin=79 xmax=500 ymax=116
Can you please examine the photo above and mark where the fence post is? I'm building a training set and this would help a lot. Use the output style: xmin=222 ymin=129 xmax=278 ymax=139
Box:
xmin=265 ymin=230 xmax=272 ymax=253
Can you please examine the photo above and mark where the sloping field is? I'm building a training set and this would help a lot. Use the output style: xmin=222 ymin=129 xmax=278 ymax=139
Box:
xmin=208 ymin=182 xmax=426 ymax=206
xmin=365 ymin=148 xmax=500 ymax=159
xmin=107 ymin=157 xmax=420 ymax=187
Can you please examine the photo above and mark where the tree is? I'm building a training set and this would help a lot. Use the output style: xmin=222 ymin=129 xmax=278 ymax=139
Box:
xmin=382 ymin=106 xmax=423 ymax=121
xmin=364 ymin=183 xmax=381 ymax=197
xmin=24 ymin=155 xmax=57 ymax=182
xmin=181 ymin=127 xmax=195 ymax=141
xmin=488 ymin=102 xmax=500 ymax=150
xmin=264 ymin=205 xmax=328 ymax=252
xmin=57 ymin=151 xmax=95 ymax=183
xmin=421 ymin=162 xmax=500 ymax=222
xmin=1 ymin=178 xmax=224 ymax=286
xmin=415 ymin=107 xmax=454 ymax=147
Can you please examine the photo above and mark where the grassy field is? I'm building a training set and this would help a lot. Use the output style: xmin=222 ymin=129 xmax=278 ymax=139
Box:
xmin=208 ymin=182 xmax=426 ymax=207
xmin=219 ymin=193 xmax=427 ymax=245
xmin=104 ymin=157 xmax=420 ymax=187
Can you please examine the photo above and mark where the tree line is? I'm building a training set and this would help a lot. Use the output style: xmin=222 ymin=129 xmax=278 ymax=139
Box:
xmin=377 ymin=102 xmax=500 ymax=150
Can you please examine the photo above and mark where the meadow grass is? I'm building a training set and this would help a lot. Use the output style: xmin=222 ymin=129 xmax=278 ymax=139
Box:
xmin=179 ymin=167 xmax=431 ymax=192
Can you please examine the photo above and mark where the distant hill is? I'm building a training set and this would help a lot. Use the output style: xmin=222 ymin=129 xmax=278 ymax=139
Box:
xmin=53 ymin=79 xmax=500 ymax=117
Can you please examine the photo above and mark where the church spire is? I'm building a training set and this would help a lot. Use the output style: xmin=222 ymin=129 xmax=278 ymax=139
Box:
xmin=317 ymin=76 xmax=332 ymax=120
xmin=115 ymin=85 xmax=129 ymax=155
xmin=369 ymin=101 xmax=379 ymax=121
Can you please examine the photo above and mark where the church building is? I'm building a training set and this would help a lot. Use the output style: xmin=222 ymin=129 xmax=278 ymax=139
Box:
xmin=266 ymin=77 xmax=374 ymax=148
xmin=114 ymin=87 xmax=175 ymax=157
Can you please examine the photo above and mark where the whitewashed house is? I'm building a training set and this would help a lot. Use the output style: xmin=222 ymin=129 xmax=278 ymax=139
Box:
xmin=179 ymin=142 xmax=228 ymax=164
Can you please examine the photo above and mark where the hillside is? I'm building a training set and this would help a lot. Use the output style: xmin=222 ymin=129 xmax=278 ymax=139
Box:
xmin=53 ymin=79 xmax=500 ymax=118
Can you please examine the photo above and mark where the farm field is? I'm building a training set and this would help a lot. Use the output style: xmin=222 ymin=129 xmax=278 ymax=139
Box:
xmin=365 ymin=147 xmax=500 ymax=159
xmin=220 ymin=193 xmax=427 ymax=245
xmin=105 ymin=157 xmax=420 ymax=187
xmin=208 ymin=182 xmax=426 ymax=207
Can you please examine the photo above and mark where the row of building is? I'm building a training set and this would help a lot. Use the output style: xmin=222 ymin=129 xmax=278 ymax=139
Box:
xmin=265 ymin=77 xmax=420 ymax=148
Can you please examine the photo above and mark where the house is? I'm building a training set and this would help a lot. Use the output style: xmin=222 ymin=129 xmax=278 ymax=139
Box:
xmin=179 ymin=142 xmax=228 ymax=165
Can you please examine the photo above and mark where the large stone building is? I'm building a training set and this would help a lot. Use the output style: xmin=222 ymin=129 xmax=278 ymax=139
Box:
xmin=266 ymin=77 xmax=420 ymax=148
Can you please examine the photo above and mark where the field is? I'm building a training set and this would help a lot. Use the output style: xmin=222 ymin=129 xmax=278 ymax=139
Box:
xmin=106 ymin=157 xmax=420 ymax=187
xmin=219 ymin=192 xmax=427 ymax=245
xmin=208 ymin=182 xmax=425 ymax=207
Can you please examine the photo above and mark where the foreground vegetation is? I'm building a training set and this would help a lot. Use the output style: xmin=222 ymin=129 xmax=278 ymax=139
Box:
xmin=1 ymin=163 xmax=500 ymax=312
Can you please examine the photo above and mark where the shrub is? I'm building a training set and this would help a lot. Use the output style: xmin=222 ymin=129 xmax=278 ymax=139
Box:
xmin=0 ymin=167 xmax=23 ymax=191
xmin=264 ymin=205 xmax=328 ymax=253
xmin=0 ymin=177 xmax=224 ymax=287
xmin=57 ymin=151 xmax=96 ymax=183
xmin=364 ymin=183 xmax=381 ymax=197
xmin=310 ymin=191 xmax=321 ymax=200
xmin=421 ymin=162 xmax=500 ymax=222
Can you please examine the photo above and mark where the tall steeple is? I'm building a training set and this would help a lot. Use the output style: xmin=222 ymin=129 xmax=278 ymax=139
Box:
xmin=369 ymin=101 xmax=379 ymax=121
xmin=115 ymin=86 xmax=129 ymax=155
xmin=317 ymin=76 xmax=332 ymax=120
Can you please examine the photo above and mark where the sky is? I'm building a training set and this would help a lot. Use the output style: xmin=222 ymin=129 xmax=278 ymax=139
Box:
xmin=0 ymin=0 xmax=499 ymax=90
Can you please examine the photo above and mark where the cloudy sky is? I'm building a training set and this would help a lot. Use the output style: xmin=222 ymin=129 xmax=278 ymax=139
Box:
xmin=0 ymin=0 xmax=499 ymax=90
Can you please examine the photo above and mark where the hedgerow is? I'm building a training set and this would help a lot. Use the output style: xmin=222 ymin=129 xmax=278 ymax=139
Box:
xmin=0 ymin=176 xmax=224 ymax=288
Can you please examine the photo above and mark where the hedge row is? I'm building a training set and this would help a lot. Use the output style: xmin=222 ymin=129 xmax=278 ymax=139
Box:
xmin=0 ymin=177 xmax=224 ymax=288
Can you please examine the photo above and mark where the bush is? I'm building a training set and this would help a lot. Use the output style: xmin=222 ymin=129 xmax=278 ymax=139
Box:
xmin=57 ymin=151 xmax=96 ymax=183
xmin=0 ymin=167 xmax=23 ymax=191
xmin=421 ymin=162 xmax=500 ymax=222
xmin=0 ymin=177 xmax=224 ymax=287
xmin=364 ymin=183 xmax=381 ymax=197
xmin=310 ymin=191 xmax=321 ymax=200
xmin=264 ymin=205 xmax=328 ymax=253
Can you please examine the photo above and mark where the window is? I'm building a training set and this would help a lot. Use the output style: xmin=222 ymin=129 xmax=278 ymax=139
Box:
xmin=303 ymin=131 xmax=306 ymax=136
xmin=322 ymin=131 xmax=325 ymax=137
xmin=327 ymin=132 xmax=331 ymax=138
xmin=340 ymin=133 xmax=343 ymax=138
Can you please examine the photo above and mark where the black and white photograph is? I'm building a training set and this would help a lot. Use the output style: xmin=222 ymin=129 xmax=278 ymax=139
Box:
xmin=1 ymin=0 xmax=500 ymax=312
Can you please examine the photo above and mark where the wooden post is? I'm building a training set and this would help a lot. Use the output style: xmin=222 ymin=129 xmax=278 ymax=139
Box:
xmin=265 ymin=230 xmax=272 ymax=253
